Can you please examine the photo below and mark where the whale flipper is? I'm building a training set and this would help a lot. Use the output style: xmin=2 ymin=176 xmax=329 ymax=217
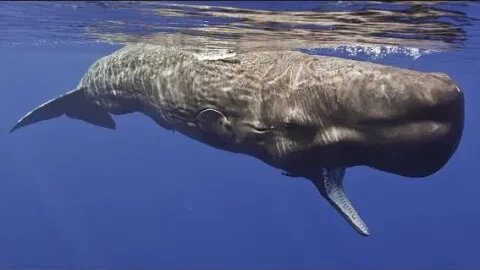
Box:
xmin=10 ymin=88 xmax=115 ymax=133
xmin=314 ymin=167 xmax=370 ymax=236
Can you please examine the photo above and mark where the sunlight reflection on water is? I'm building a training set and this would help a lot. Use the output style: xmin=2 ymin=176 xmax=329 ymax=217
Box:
xmin=0 ymin=1 xmax=478 ymax=60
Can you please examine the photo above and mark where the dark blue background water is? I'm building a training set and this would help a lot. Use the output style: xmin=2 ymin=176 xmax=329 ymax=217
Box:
xmin=0 ymin=2 xmax=479 ymax=269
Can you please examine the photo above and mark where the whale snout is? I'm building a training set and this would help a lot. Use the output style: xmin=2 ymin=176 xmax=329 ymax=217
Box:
xmin=413 ymin=74 xmax=464 ymax=176
xmin=369 ymin=73 xmax=464 ymax=177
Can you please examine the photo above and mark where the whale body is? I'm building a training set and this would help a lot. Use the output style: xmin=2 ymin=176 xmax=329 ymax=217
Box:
xmin=11 ymin=45 xmax=464 ymax=236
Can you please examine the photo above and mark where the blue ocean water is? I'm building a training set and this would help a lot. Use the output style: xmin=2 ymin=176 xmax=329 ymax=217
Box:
xmin=0 ymin=1 xmax=479 ymax=269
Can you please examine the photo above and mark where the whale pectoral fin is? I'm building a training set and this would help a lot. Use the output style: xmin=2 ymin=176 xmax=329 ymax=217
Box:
xmin=10 ymin=88 xmax=115 ymax=133
xmin=197 ymin=108 xmax=233 ymax=139
xmin=313 ymin=167 xmax=370 ymax=236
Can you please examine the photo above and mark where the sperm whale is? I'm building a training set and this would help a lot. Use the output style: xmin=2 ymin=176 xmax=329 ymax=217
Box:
xmin=11 ymin=44 xmax=464 ymax=236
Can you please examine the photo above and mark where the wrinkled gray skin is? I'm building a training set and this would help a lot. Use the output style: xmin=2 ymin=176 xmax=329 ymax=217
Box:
xmin=11 ymin=44 xmax=464 ymax=236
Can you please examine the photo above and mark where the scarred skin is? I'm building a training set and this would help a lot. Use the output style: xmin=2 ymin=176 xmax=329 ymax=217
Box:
xmin=79 ymin=44 xmax=463 ymax=178
xmin=12 ymin=44 xmax=464 ymax=236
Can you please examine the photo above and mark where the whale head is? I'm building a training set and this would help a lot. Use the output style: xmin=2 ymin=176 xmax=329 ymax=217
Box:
xmin=225 ymin=67 xmax=464 ymax=181
xmin=201 ymin=62 xmax=464 ymax=236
